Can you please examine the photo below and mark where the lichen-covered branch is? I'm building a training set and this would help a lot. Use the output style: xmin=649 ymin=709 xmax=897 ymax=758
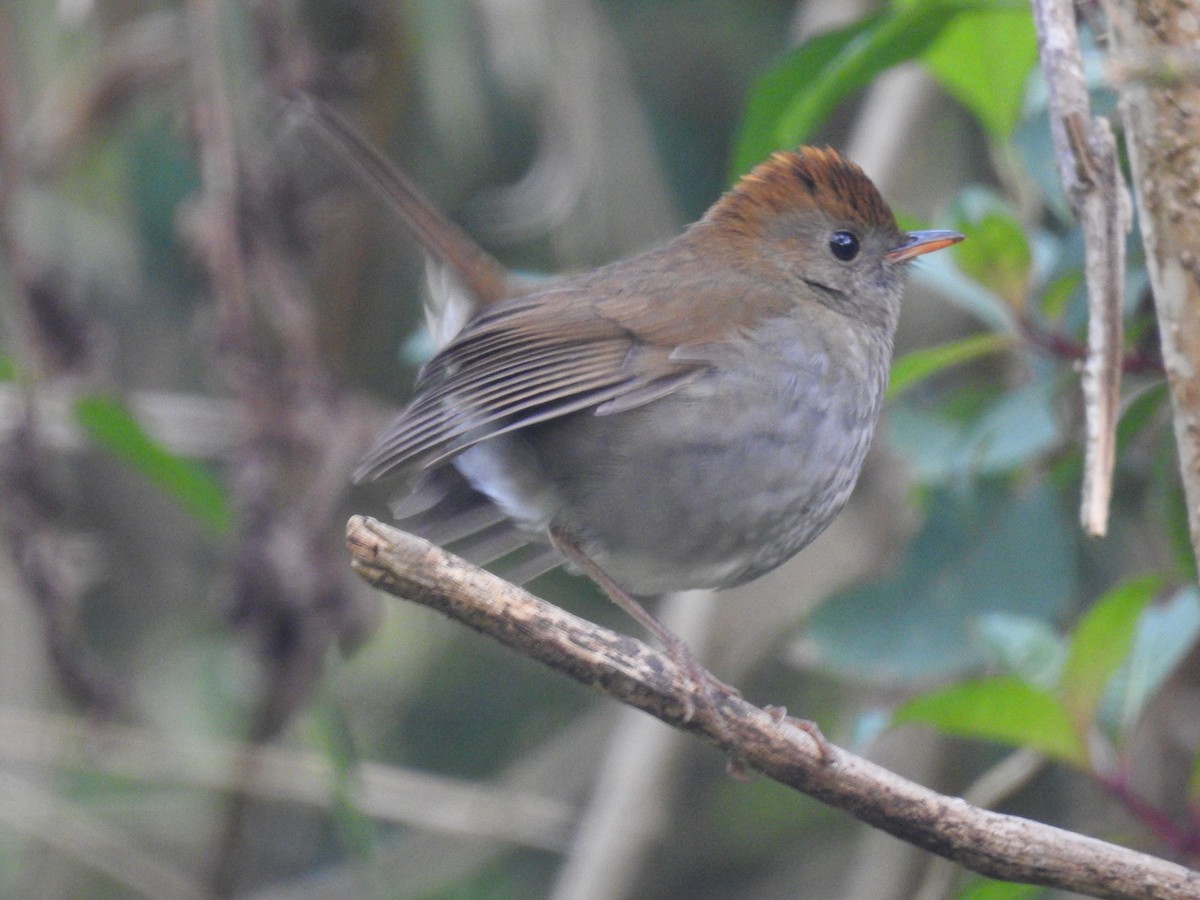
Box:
xmin=1105 ymin=0 xmax=1200 ymax=574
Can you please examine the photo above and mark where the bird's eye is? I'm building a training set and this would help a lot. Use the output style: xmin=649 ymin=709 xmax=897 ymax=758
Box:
xmin=829 ymin=230 xmax=860 ymax=261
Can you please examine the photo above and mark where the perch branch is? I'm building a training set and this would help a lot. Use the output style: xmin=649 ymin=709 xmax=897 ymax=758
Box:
xmin=347 ymin=516 xmax=1200 ymax=900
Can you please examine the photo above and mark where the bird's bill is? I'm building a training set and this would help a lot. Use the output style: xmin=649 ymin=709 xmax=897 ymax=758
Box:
xmin=884 ymin=229 xmax=964 ymax=263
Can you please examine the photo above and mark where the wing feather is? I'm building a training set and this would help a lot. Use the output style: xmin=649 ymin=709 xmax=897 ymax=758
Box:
xmin=353 ymin=287 xmax=712 ymax=482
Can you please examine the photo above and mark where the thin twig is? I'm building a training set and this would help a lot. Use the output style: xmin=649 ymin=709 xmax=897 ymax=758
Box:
xmin=0 ymin=705 xmax=570 ymax=850
xmin=1031 ymin=0 xmax=1132 ymax=538
xmin=0 ymin=770 xmax=207 ymax=900
xmin=183 ymin=2 xmax=372 ymax=892
xmin=244 ymin=712 xmax=617 ymax=900
xmin=346 ymin=516 xmax=1200 ymax=900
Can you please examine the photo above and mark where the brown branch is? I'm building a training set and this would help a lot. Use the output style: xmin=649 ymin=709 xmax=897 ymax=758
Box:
xmin=1104 ymin=0 xmax=1200 ymax=576
xmin=1018 ymin=315 xmax=1163 ymax=375
xmin=183 ymin=5 xmax=377 ymax=893
xmin=1031 ymin=0 xmax=1132 ymax=538
xmin=346 ymin=515 xmax=1200 ymax=900
xmin=0 ymin=8 xmax=122 ymax=716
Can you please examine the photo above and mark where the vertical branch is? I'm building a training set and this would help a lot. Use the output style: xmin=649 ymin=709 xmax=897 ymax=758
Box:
xmin=1104 ymin=0 xmax=1200 ymax=575
xmin=184 ymin=0 xmax=254 ymax=357
xmin=1031 ymin=0 xmax=1131 ymax=537
xmin=181 ymin=4 xmax=379 ymax=893
xmin=0 ymin=7 xmax=37 ymax=369
xmin=0 ymin=8 xmax=120 ymax=714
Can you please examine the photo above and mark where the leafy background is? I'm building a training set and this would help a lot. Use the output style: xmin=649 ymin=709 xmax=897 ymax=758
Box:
xmin=0 ymin=1 xmax=1195 ymax=898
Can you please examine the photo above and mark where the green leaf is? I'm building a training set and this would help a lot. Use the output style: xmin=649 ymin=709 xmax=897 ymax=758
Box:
xmin=1116 ymin=382 xmax=1168 ymax=461
xmin=1189 ymin=744 xmax=1200 ymax=806
xmin=73 ymin=394 xmax=230 ymax=535
xmin=957 ymin=878 xmax=1046 ymax=900
xmin=1060 ymin=574 xmax=1163 ymax=734
xmin=949 ymin=189 xmax=1033 ymax=312
xmin=732 ymin=2 xmax=1030 ymax=176
xmin=887 ymin=332 xmax=1012 ymax=400
xmin=922 ymin=6 xmax=1037 ymax=138
xmin=973 ymin=612 xmax=1065 ymax=691
xmin=769 ymin=10 xmax=950 ymax=148
xmin=732 ymin=3 xmax=980 ymax=177
xmin=1039 ymin=271 xmax=1082 ymax=320
xmin=889 ymin=372 xmax=1062 ymax=484
xmin=802 ymin=481 xmax=1075 ymax=681
xmin=0 ymin=355 xmax=15 ymax=381
xmin=733 ymin=17 xmax=878 ymax=178
xmin=895 ymin=676 xmax=1087 ymax=765
xmin=908 ymin=248 xmax=1018 ymax=331
xmin=1108 ymin=585 xmax=1200 ymax=735
xmin=306 ymin=704 xmax=376 ymax=861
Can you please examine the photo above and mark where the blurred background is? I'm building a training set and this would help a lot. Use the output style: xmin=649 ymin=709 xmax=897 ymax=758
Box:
xmin=0 ymin=1 xmax=1195 ymax=898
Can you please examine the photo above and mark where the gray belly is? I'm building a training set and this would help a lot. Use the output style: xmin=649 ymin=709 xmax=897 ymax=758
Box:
xmin=455 ymin=348 xmax=885 ymax=596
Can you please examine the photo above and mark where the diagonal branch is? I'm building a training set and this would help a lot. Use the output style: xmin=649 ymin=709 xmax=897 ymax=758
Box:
xmin=346 ymin=515 xmax=1200 ymax=900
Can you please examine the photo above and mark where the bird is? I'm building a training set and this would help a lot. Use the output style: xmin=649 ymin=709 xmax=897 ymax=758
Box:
xmin=306 ymin=98 xmax=962 ymax=682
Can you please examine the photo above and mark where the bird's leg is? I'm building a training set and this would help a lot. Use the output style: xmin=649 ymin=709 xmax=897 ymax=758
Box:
xmin=548 ymin=527 xmax=736 ymax=727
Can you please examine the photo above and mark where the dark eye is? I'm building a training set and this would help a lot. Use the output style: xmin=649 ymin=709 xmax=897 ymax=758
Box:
xmin=829 ymin=230 xmax=860 ymax=261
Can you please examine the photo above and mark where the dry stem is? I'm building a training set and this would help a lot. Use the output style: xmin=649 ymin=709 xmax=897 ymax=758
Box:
xmin=1031 ymin=0 xmax=1132 ymax=538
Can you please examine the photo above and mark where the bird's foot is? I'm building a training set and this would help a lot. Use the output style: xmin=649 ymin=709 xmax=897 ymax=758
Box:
xmin=763 ymin=704 xmax=833 ymax=762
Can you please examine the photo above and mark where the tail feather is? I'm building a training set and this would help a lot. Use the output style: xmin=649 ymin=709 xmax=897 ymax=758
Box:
xmin=447 ymin=518 xmax=532 ymax=567
xmin=388 ymin=465 xmax=561 ymax=584
xmin=497 ymin=545 xmax=565 ymax=586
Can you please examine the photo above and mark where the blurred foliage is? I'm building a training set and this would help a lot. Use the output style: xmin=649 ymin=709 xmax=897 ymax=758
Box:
xmin=896 ymin=675 xmax=1088 ymax=765
xmin=918 ymin=1 xmax=1036 ymax=139
xmin=958 ymin=879 xmax=1046 ymax=900
xmin=886 ymin=332 xmax=1013 ymax=401
xmin=805 ymin=481 xmax=1078 ymax=680
xmin=895 ymin=578 xmax=1198 ymax=774
xmin=0 ymin=0 xmax=1196 ymax=898
xmin=73 ymin=394 xmax=230 ymax=535
xmin=732 ymin=0 xmax=1035 ymax=175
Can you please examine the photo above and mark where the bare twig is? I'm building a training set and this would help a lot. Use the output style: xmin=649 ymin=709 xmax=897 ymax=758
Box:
xmin=0 ymin=705 xmax=571 ymax=850
xmin=347 ymin=516 xmax=1200 ymax=900
xmin=183 ymin=3 xmax=375 ymax=892
xmin=1032 ymin=0 xmax=1132 ymax=538
xmin=25 ymin=12 xmax=186 ymax=175
xmin=0 ymin=770 xmax=207 ymax=900
xmin=1104 ymin=0 xmax=1200 ymax=575
xmin=0 ymin=385 xmax=242 ymax=458
xmin=245 ymin=712 xmax=617 ymax=900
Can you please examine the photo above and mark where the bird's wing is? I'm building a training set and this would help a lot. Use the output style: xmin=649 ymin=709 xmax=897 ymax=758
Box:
xmin=352 ymin=287 xmax=712 ymax=482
